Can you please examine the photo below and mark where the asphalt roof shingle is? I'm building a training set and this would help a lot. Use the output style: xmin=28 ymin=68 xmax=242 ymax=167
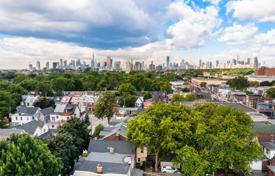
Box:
xmin=88 ymin=140 xmax=134 ymax=155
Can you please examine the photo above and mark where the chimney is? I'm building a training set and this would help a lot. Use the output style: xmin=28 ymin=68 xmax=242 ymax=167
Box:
xmin=96 ymin=163 xmax=103 ymax=174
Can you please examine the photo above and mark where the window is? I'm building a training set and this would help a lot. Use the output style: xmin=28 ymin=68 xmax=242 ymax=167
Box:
xmin=52 ymin=125 xmax=55 ymax=128
xmin=141 ymin=148 xmax=144 ymax=153
xmin=16 ymin=117 xmax=18 ymax=120
xmin=32 ymin=117 xmax=34 ymax=120
xmin=20 ymin=117 xmax=22 ymax=121
xmin=52 ymin=117 xmax=55 ymax=121
xmin=27 ymin=117 xmax=29 ymax=121
xmin=137 ymin=158 xmax=140 ymax=162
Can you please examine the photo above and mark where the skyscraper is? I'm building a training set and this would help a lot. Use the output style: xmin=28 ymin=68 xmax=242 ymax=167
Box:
xmin=254 ymin=57 xmax=259 ymax=68
xmin=166 ymin=56 xmax=170 ymax=68
xmin=46 ymin=61 xmax=50 ymax=70
xmin=36 ymin=61 xmax=40 ymax=70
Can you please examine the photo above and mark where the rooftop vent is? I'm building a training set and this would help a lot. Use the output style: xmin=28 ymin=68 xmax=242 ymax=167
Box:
xmin=107 ymin=147 xmax=115 ymax=153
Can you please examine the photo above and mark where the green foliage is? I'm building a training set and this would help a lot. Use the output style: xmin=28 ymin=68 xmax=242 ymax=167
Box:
xmin=118 ymin=83 xmax=137 ymax=107
xmin=0 ymin=91 xmax=12 ymax=128
xmin=171 ymin=93 xmax=196 ymax=103
xmin=92 ymin=124 xmax=104 ymax=138
xmin=266 ymin=87 xmax=275 ymax=98
xmin=143 ymin=92 xmax=152 ymax=100
xmin=48 ymin=118 xmax=90 ymax=174
xmin=0 ymin=134 xmax=62 ymax=176
xmin=127 ymin=103 xmax=261 ymax=175
xmin=200 ymin=82 xmax=207 ymax=88
xmin=227 ymin=76 xmax=250 ymax=90
xmin=33 ymin=97 xmax=55 ymax=109
xmin=94 ymin=92 xmax=116 ymax=121
xmin=51 ymin=77 xmax=74 ymax=92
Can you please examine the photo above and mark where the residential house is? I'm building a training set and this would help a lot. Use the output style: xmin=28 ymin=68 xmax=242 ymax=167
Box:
xmin=11 ymin=106 xmax=40 ymax=126
xmin=49 ymin=103 xmax=81 ymax=129
xmin=74 ymin=140 xmax=135 ymax=176
xmin=21 ymin=95 xmax=40 ymax=107
xmin=16 ymin=120 xmax=49 ymax=137
xmin=263 ymin=141 xmax=275 ymax=160
xmin=35 ymin=107 xmax=54 ymax=122
xmin=135 ymin=97 xmax=144 ymax=109
xmin=246 ymin=94 xmax=263 ymax=109
xmin=99 ymin=123 xmax=148 ymax=167
xmin=257 ymin=103 xmax=275 ymax=118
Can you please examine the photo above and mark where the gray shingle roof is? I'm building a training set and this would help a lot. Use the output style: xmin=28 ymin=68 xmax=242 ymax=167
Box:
xmin=0 ymin=129 xmax=25 ymax=139
xmin=74 ymin=160 xmax=130 ymax=174
xmin=40 ymin=107 xmax=54 ymax=116
xmin=16 ymin=106 xmax=39 ymax=115
xmin=17 ymin=120 xmax=44 ymax=135
xmin=88 ymin=140 xmax=134 ymax=155
xmin=262 ymin=141 xmax=275 ymax=150
xmin=39 ymin=129 xmax=57 ymax=139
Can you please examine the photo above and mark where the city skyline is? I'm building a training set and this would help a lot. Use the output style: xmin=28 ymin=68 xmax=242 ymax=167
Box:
xmin=0 ymin=0 xmax=275 ymax=69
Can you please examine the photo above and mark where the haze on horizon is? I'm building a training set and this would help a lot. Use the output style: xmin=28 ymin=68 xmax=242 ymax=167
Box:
xmin=0 ymin=0 xmax=275 ymax=69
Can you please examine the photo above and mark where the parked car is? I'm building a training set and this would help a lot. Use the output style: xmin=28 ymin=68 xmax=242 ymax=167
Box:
xmin=161 ymin=166 xmax=179 ymax=173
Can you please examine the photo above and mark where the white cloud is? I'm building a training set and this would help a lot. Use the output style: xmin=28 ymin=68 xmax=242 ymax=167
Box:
xmin=218 ymin=23 xmax=258 ymax=44
xmin=166 ymin=2 xmax=221 ymax=48
xmin=226 ymin=0 xmax=275 ymax=22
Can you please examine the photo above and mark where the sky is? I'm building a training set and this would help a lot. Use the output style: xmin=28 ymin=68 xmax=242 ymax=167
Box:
xmin=0 ymin=0 xmax=275 ymax=69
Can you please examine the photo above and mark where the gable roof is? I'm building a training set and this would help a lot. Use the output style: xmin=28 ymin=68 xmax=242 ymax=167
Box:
xmin=88 ymin=140 xmax=134 ymax=155
xmin=17 ymin=120 xmax=45 ymax=135
xmin=100 ymin=124 xmax=127 ymax=139
xmin=40 ymin=107 xmax=54 ymax=116
xmin=16 ymin=106 xmax=39 ymax=116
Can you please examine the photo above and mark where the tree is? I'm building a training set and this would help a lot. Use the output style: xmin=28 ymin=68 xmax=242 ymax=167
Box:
xmin=36 ymin=81 xmax=52 ymax=96
xmin=92 ymin=124 xmax=104 ymax=138
xmin=127 ymin=103 xmax=200 ymax=171
xmin=227 ymin=76 xmax=250 ymax=90
xmin=48 ymin=118 xmax=90 ymax=174
xmin=171 ymin=93 xmax=196 ymax=104
xmin=118 ymin=83 xmax=136 ymax=95
xmin=200 ymin=82 xmax=207 ymax=88
xmin=266 ymin=87 xmax=275 ymax=98
xmin=127 ymin=103 xmax=261 ymax=175
xmin=0 ymin=91 xmax=12 ymax=128
xmin=33 ymin=97 xmax=55 ymax=109
xmin=94 ymin=92 xmax=116 ymax=121
xmin=51 ymin=77 xmax=74 ymax=92
xmin=0 ymin=134 xmax=62 ymax=176
xmin=143 ymin=92 xmax=152 ymax=100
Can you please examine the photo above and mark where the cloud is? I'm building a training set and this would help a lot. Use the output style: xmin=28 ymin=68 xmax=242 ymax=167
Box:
xmin=218 ymin=23 xmax=258 ymax=44
xmin=0 ymin=0 xmax=170 ymax=48
xmin=226 ymin=0 xmax=275 ymax=22
xmin=166 ymin=2 xmax=221 ymax=48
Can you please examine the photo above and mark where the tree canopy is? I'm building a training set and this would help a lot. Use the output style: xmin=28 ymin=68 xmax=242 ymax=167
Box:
xmin=0 ymin=134 xmax=62 ymax=176
xmin=94 ymin=92 xmax=116 ymax=121
xmin=227 ymin=76 xmax=250 ymax=90
xmin=127 ymin=103 xmax=261 ymax=175
xmin=266 ymin=87 xmax=275 ymax=98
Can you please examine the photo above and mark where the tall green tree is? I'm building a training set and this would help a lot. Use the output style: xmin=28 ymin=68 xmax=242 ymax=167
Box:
xmin=0 ymin=134 xmax=62 ymax=176
xmin=48 ymin=118 xmax=90 ymax=174
xmin=94 ymin=92 xmax=116 ymax=121
xmin=33 ymin=97 xmax=55 ymax=109
xmin=127 ymin=103 xmax=200 ymax=171
xmin=266 ymin=87 xmax=275 ymax=98
xmin=227 ymin=76 xmax=250 ymax=90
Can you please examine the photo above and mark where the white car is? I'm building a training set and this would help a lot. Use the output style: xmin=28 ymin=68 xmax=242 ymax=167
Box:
xmin=161 ymin=166 xmax=179 ymax=173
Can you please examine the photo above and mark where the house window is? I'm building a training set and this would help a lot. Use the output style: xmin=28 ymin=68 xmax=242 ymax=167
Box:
xmin=137 ymin=158 xmax=140 ymax=162
xmin=32 ymin=117 xmax=34 ymax=120
xmin=52 ymin=125 xmax=55 ymax=128
xmin=20 ymin=117 xmax=22 ymax=121
xmin=16 ymin=117 xmax=18 ymax=120
xmin=27 ymin=117 xmax=29 ymax=121
xmin=52 ymin=117 xmax=55 ymax=121
xmin=141 ymin=148 xmax=144 ymax=153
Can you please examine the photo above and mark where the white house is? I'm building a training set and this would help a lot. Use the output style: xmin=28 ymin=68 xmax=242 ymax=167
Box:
xmin=135 ymin=97 xmax=144 ymax=108
xmin=21 ymin=95 xmax=40 ymax=107
xmin=11 ymin=106 xmax=40 ymax=126
xmin=263 ymin=141 xmax=275 ymax=159
xmin=16 ymin=120 xmax=49 ymax=137
xmin=48 ymin=103 xmax=81 ymax=129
